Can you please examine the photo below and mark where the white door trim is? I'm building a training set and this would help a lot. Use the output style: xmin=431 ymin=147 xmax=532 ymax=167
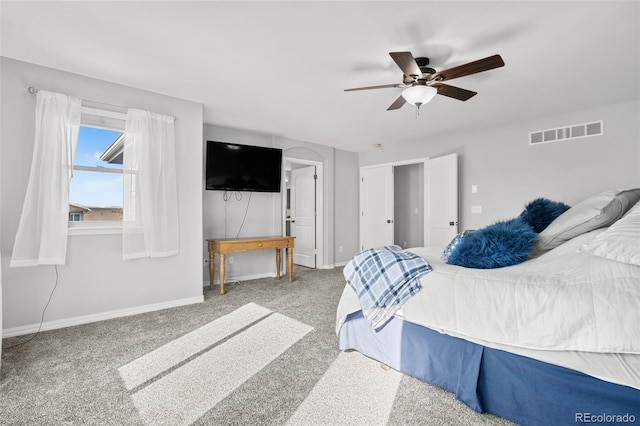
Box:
xmin=360 ymin=158 xmax=429 ymax=170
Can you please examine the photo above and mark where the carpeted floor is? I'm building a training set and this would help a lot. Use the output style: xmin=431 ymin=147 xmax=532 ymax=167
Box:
xmin=0 ymin=266 xmax=515 ymax=425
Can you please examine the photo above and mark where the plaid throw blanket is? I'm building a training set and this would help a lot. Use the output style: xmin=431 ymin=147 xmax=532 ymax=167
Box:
xmin=343 ymin=245 xmax=432 ymax=329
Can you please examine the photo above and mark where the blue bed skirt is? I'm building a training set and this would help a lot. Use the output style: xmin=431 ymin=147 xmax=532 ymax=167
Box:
xmin=339 ymin=311 xmax=640 ymax=426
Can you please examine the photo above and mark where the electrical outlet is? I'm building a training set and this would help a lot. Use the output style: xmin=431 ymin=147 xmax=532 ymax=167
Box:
xmin=229 ymin=256 xmax=234 ymax=264
xmin=471 ymin=206 xmax=482 ymax=214
xmin=339 ymin=245 xmax=343 ymax=253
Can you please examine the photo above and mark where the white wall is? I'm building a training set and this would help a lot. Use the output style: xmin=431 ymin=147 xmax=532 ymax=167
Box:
xmin=202 ymin=126 xmax=281 ymax=282
xmin=334 ymin=149 xmax=359 ymax=265
xmin=1 ymin=58 xmax=204 ymax=334
xmin=360 ymin=100 xmax=640 ymax=230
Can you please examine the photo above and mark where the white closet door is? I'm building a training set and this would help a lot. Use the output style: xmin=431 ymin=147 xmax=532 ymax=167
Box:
xmin=360 ymin=165 xmax=394 ymax=251
xmin=424 ymin=153 xmax=458 ymax=249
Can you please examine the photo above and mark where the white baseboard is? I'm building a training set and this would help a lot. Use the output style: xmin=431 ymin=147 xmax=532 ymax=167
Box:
xmin=2 ymin=295 xmax=204 ymax=338
xmin=319 ymin=263 xmax=335 ymax=269
xmin=334 ymin=261 xmax=348 ymax=267
xmin=201 ymin=265 xmax=342 ymax=288
xmin=203 ymin=272 xmax=276 ymax=287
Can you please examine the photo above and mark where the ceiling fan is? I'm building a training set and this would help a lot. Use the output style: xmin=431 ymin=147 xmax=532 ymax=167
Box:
xmin=344 ymin=52 xmax=505 ymax=112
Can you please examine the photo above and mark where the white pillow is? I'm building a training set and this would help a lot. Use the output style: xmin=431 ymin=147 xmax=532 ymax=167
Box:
xmin=580 ymin=201 xmax=640 ymax=266
xmin=531 ymin=188 xmax=640 ymax=255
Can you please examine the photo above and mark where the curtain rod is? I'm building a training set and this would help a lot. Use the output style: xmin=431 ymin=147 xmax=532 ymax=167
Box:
xmin=27 ymin=86 xmax=177 ymax=120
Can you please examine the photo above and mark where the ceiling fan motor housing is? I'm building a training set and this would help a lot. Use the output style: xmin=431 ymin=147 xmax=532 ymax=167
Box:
xmin=413 ymin=57 xmax=436 ymax=83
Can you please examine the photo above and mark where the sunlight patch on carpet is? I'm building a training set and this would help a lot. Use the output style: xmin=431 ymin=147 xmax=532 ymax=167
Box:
xmin=118 ymin=302 xmax=272 ymax=390
xmin=129 ymin=311 xmax=313 ymax=426
xmin=285 ymin=350 xmax=402 ymax=425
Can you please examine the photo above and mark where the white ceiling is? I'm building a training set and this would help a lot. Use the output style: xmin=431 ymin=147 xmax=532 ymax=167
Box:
xmin=1 ymin=1 xmax=638 ymax=153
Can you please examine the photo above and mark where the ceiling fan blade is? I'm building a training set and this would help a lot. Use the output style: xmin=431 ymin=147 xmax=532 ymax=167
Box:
xmin=432 ymin=83 xmax=477 ymax=101
xmin=432 ymin=54 xmax=505 ymax=82
xmin=389 ymin=51 xmax=422 ymax=78
xmin=344 ymin=83 xmax=403 ymax=92
xmin=387 ymin=95 xmax=406 ymax=111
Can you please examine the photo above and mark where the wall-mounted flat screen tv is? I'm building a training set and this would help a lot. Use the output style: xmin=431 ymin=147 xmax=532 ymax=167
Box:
xmin=206 ymin=141 xmax=283 ymax=192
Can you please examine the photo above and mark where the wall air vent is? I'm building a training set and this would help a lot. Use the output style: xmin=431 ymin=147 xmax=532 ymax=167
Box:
xmin=529 ymin=120 xmax=603 ymax=145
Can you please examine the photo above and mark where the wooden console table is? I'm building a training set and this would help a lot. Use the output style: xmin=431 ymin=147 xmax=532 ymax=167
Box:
xmin=207 ymin=236 xmax=295 ymax=295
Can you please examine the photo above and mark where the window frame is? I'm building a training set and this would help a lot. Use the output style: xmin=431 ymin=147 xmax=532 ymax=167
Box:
xmin=68 ymin=105 xmax=127 ymax=236
xmin=69 ymin=212 xmax=83 ymax=222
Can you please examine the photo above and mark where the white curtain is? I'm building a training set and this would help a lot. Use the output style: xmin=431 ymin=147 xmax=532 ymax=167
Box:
xmin=122 ymin=109 xmax=179 ymax=259
xmin=10 ymin=91 xmax=81 ymax=267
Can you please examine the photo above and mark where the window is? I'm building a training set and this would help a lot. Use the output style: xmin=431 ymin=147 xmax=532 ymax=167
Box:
xmin=68 ymin=106 xmax=126 ymax=234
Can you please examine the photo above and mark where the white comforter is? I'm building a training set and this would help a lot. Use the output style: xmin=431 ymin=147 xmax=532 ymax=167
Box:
xmin=337 ymin=229 xmax=640 ymax=354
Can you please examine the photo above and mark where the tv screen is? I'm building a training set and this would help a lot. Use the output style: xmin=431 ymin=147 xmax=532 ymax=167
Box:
xmin=206 ymin=141 xmax=283 ymax=192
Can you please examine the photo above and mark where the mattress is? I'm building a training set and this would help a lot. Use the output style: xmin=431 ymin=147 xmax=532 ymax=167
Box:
xmin=336 ymin=228 xmax=640 ymax=390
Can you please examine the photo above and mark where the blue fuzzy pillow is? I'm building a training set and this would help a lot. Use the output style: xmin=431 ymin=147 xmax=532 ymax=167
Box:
xmin=519 ymin=198 xmax=570 ymax=233
xmin=446 ymin=218 xmax=536 ymax=269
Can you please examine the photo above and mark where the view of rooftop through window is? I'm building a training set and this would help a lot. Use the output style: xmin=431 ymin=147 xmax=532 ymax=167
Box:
xmin=69 ymin=126 xmax=124 ymax=222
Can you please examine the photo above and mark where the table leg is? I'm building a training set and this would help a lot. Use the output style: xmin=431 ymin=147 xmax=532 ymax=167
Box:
xmin=287 ymin=248 xmax=294 ymax=283
xmin=276 ymin=248 xmax=282 ymax=279
xmin=209 ymin=251 xmax=215 ymax=291
xmin=219 ymin=253 xmax=226 ymax=295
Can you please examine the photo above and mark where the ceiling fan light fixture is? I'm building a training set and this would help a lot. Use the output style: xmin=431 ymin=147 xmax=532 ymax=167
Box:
xmin=401 ymin=85 xmax=437 ymax=108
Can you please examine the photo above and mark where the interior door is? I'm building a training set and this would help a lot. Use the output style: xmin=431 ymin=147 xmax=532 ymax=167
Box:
xmin=291 ymin=166 xmax=316 ymax=268
xmin=424 ymin=153 xmax=458 ymax=248
xmin=360 ymin=165 xmax=394 ymax=251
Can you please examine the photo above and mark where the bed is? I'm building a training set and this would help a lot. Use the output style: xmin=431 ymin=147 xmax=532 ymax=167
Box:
xmin=336 ymin=193 xmax=640 ymax=426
